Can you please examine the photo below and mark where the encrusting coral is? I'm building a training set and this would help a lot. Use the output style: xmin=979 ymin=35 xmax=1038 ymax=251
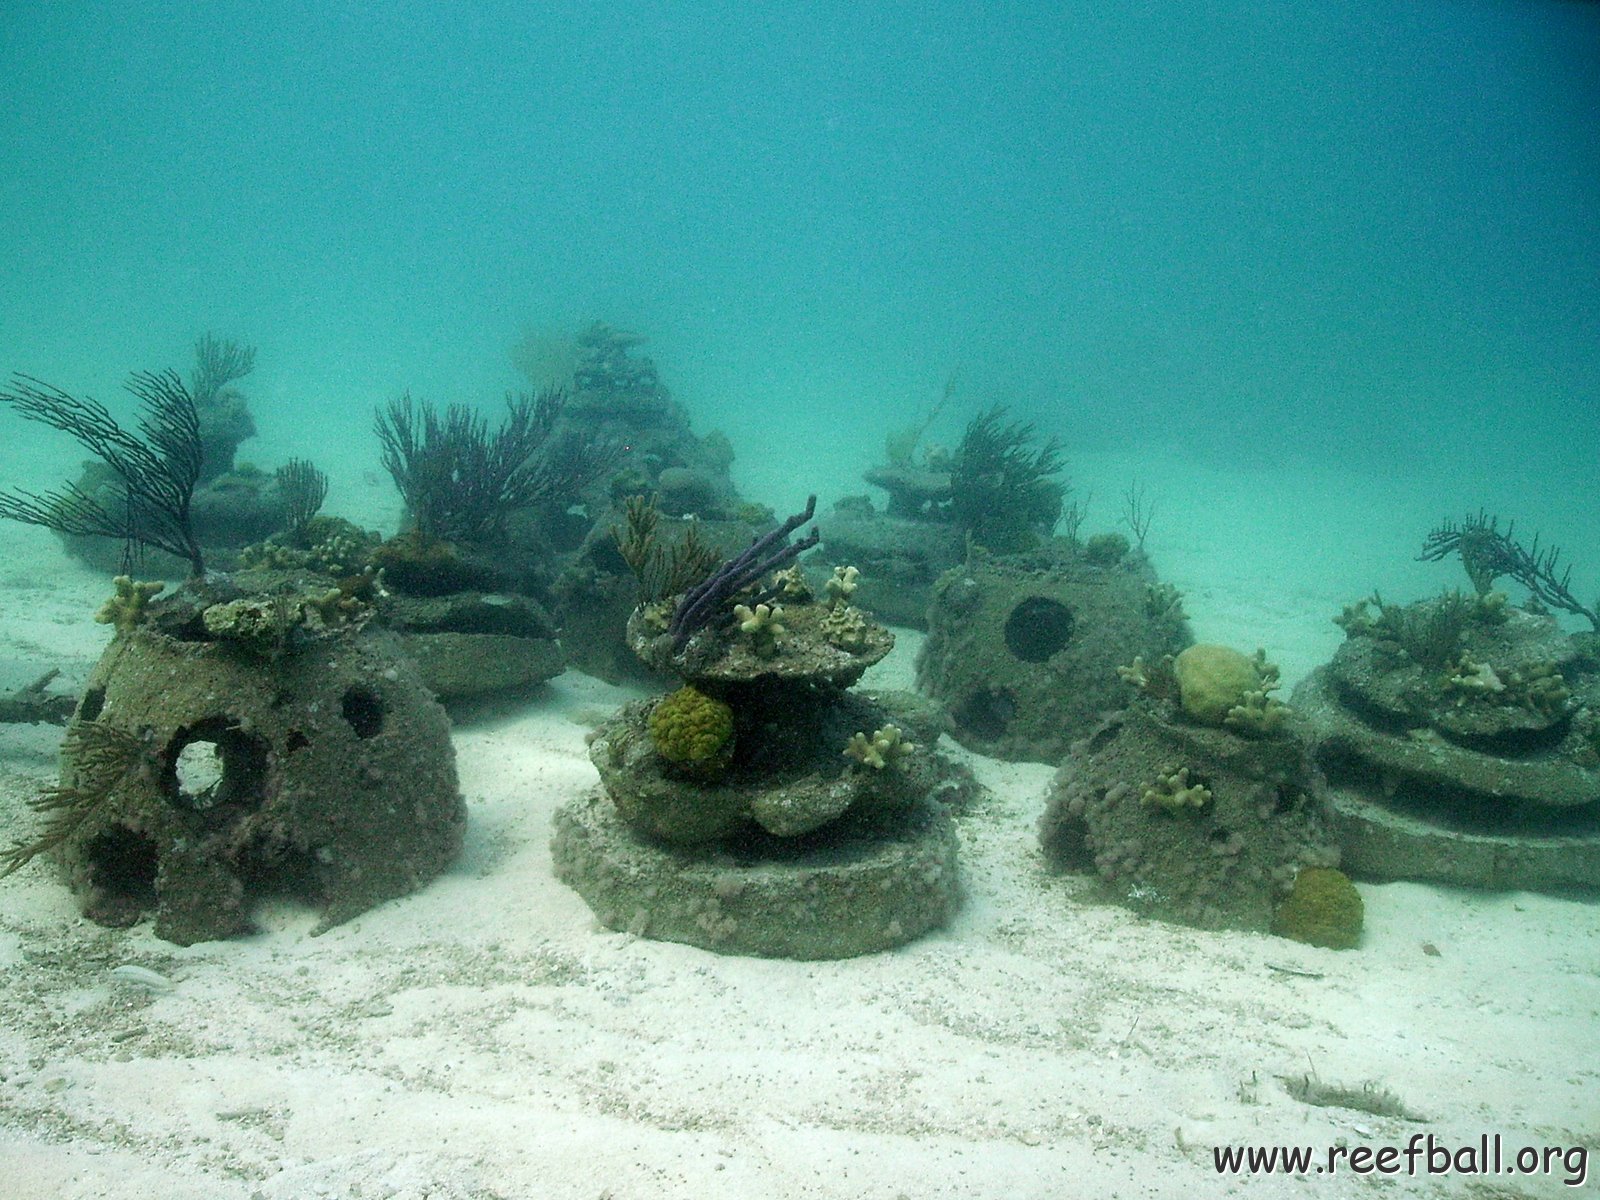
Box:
xmin=1272 ymin=866 xmax=1364 ymax=949
xmin=821 ymin=604 xmax=873 ymax=652
xmin=197 ymin=582 xmax=372 ymax=658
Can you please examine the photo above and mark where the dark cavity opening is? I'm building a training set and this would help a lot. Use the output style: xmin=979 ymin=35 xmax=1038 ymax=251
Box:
xmin=953 ymin=688 xmax=1017 ymax=742
xmin=1004 ymin=597 xmax=1076 ymax=663
xmin=341 ymin=687 xmax=385 ymax=738
xmin=77 ymin=686 xmax=106 ymax=723
xmin=80 ymin=828 xmax=159 ymax=928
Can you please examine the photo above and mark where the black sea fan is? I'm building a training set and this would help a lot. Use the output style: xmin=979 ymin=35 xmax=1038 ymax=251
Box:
xmin=375 ymin=386 xmax=616 ymax=544
xmin=950 ymin=405 xmax=1066 ymax=553
xmin=0 ymin=369 xmax=207 ymax=577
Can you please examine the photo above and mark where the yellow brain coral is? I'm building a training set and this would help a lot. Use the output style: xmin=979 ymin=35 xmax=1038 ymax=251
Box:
xmin=648 ymin=686 xmax=735 ymax=774
xmin=1273 ymin=866 xmax=1364 ymax=950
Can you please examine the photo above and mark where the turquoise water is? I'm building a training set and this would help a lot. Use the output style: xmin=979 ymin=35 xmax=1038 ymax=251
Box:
xmin=1 ymin=0 xmax=1595 ymax=569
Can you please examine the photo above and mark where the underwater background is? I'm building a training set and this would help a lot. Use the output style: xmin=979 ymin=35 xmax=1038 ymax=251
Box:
xmin=2 ymin=0 xmax=1596 ymax=530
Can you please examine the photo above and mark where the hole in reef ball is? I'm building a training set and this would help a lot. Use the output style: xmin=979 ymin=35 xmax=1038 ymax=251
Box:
xmin=340 ymin=686 xmax=385 ymax=738
xmin=953 ymin=687 xmax=1017 ymax=741
xmin=165 ymin=719 xmax=271 ymax=811
xmin=175 ymin=741 xmax=225 ymax=804
xmin=1003 ymin=597 xmax=1076 ymax=663
xmin=78 ymin=687 xmax=106 ymax=722
xmin=82 ymin=828 xmax=159 ymax=922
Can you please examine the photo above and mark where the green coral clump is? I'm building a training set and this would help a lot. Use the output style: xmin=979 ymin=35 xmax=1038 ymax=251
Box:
xmin=1083 ymin=532 xmax=1130 ymax=565
xmin=1225 ymin=687 xmax=1290 ymax=737
xmin=843 ymin=724 xmax=917 ymax=770
xmin=1173 ymin=644 xmax=1287 ymax=734
xmin=1144 ymin=582 xmax=1186 ymax=623
xmin=1117 ymin=653 xmax=1176 ymax=701
xmin=1514 ymin=662 xmax=1573 ymax=717
xmin=239 ymin=516 xmax=382 ymax=578
xmin=1338 ymin=590 xmax=1477 ymax=669
xmin=94 ymin=576 xmax=166 ymax=633
xmin=1273 ymin=866 xmax=1363 ymax=949
xmin=648 ymin=686 xmax=735 ymax=777
xmin=1445 ymin=655 xmax=1572 ymax=717
xmin=821 ymin=604 xmax=872 ymax=653
xmin=199 ymin=583 xmax=371 ymax=657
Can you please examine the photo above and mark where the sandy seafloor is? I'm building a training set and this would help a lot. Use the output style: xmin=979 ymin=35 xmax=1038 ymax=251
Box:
xmin=1 ymin=443 xmax=1597 ymax=1200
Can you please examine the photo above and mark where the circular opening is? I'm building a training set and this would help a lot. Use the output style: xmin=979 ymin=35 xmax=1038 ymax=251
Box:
xmin=1003 ymin=597 xmax=1076 ymax=663
xmin=164 ymin=718 xmax=270 ymax=813
xmin=175 ymin=741 xmax=225 ymax=805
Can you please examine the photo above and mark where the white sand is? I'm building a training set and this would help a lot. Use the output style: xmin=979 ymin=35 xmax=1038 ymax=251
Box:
xmin=1 ymin=456 xmax=1597 ymax=1200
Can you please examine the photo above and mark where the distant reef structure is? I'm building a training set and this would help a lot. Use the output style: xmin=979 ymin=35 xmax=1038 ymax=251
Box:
xmin=542 ymin=322 xmax=775 ymax=684
xmin=0 ymin=335 xmax=330 ymax=577
xmin=822 ymin=394 xmax=1071 ymax=628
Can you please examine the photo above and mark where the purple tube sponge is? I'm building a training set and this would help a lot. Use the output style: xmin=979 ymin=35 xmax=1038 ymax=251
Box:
xmin=669 ymin=495 xmax=819 ymax=646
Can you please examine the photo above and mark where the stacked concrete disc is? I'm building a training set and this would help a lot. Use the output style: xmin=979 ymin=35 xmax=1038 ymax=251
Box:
xmin=552 ymin=579 xmax=971 ymax=959
xmin=1293 ymin=598 xmax=1600 ymax=894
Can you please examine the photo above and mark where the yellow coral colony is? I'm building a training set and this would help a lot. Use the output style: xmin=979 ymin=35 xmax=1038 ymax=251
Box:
xmin=1172 ymin=643 xmax=1289 ymax=735
xmin=732 ymin=601 xmax=785 ymax=657
xmin=1142 ymin=766 xmax=1211 ymax=813
xmin=824 ymin=565 xmax=860 ymax=610
xmin=94 ymin=576 xmax=166 ymax=633
xmin=1273 ymin=866 xmax=1364 ymax=949
xmin=844 ymin=724 xmax=917 ymax=769
xmin=648 ymin=685 xmax=735 ymax=773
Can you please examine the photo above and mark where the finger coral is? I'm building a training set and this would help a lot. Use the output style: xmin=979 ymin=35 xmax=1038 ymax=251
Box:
xmin=844 ymin=724 xmax=917 ymax=770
